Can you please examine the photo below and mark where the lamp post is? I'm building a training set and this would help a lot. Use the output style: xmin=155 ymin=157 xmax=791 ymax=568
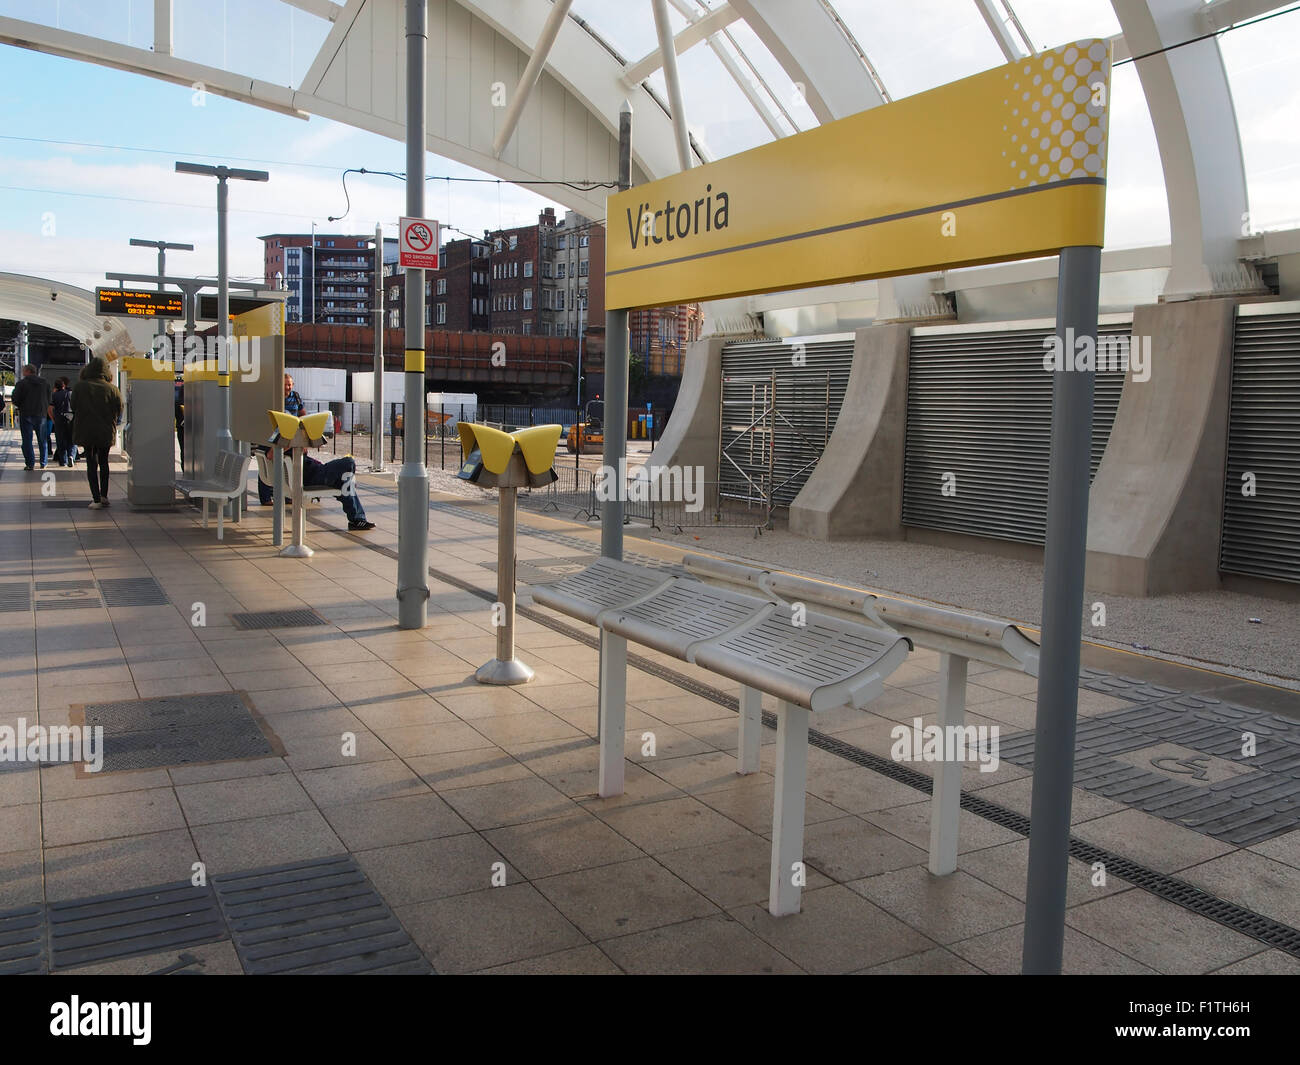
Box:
xmin=174 ymin=161 xmax=269 ymax=454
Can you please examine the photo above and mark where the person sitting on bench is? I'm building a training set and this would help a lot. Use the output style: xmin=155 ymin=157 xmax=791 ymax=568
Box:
xmin=292 ymin=452 xmax=375 ymax=532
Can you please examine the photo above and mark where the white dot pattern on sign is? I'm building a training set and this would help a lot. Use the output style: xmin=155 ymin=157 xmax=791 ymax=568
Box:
xmin=1001 ymin=41 xmax=1110 ymax=190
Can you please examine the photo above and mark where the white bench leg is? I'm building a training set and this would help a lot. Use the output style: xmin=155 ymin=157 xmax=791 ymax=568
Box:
xmin=217 ymin=500 xmax=224 ymax=541
xmin=598 ymin=630 xmax=626 ymax=798
xmin=738 ymin=685 xmax=762 ymax=774
xmin=769 ymin=699 xmax=809 ymax=917
xmin=202 ymin=500 xmax=209 ymax=529
xmin=929 ymin=653 xmax=967 ymax=876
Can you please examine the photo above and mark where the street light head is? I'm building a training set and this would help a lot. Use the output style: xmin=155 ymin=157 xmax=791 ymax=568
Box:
xmin=175 ymin=161 xmax=218 ymax=177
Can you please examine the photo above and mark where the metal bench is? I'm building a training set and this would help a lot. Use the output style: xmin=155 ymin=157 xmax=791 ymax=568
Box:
xmin=176 ymin=449 xmax=250 ymax=541
xmin=252 ymin=449 xmax=334 ymax=504
xmin=682 ymin=554 xmax=1040 ymax=877
xmin=532 ymin=558 xmax=911 ymax=916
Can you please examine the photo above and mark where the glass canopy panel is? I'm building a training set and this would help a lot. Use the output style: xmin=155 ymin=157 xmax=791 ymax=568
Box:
xmin=172 ymin=0 xmax=331 ymax=90
xmin=646 ymin=40 xmax=779 ymax=160
xmin=1004 ymin=0 xmax=1121 ymax=52
xmin=722 ymin=19 xmax=818 ymax=134
xmin=568 ymin=0 xmax=685 ymax=64
xmin=1216 ymin=8 xmax=1300 ymax=232
xmin=0 ymin=0 xmax=154 ymax=50
xmin=829 ymin=0 xmax=1007 ymax=99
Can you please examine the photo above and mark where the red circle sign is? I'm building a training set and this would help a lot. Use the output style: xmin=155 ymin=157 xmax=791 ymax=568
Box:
xmin=405 ymin=222 xmax=434 ymax=251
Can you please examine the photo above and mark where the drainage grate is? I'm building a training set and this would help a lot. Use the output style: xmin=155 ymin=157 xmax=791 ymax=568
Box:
xmin=231 ymin=609 xmax=327 ymax=630
xmin=39 ymin=499 xmax=77 ymax=508
xmin=0 ymin=905 xmax=45 ymax=975
xmin=0 ymin=583 xmax=31 ymax=613
xmin=213 ymin=855 xmax=431 ymax=974
xmin=99 ymin=577 xmax=169 ymax=607
xmin=48 ymin=881 xmax=226 ymax=971
xmin=84 ymin=692 xmax=276 ymax=773
xmin=35 ymin=580 xmax=96 ymax=590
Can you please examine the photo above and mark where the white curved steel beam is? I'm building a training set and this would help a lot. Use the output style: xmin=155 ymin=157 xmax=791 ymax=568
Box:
xmin=1111 ymin=0 xmax=1251 ymax=298
xmin=0 ymin=274 xmax=135 ymax=360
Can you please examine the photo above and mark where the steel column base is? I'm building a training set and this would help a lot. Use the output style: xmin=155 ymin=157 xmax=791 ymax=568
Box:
xmin=475 ymin=658 xmax=534 ymax=685
xmin=279 ymin=544 xmax=314 ymax=558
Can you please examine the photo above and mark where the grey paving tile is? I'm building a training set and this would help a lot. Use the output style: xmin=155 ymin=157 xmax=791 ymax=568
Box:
xmin=959 ymin=838 xmax=1126 ymax=906
xmin=44 ymin=828 xmax=199 ymax=901
xmin=692 ymin=776 xmax=844 ymax=837
xmin=476 ymin=944 xmax=623 ymax=975
xmin=1176 ymin=850 xmax=1300 ymax=928
xmin=534 ymin=856 xmax=719 ymax=940
xmin=950 ymin=922 xmax=1157 ymax=975
xmin=395 ymin=882 xmax=586 ymax=973
xmin=591 ymin=794 xmax=753 ymax=853
xmin=296 ymin=758 xmax=429 ymax=806
xmin=190 ymin=809 xmax=345 ymax=872
xmin=407 ymin=746 xmax=535 ymax=792
xmin=657 ymin=833 xmax=833 ymax=910
xmin=599 ymin=914 xmax=803 ymax=974
xmin=321 ymin=792 xmax=472 ymax=851
xmin=856 ymin=946 xmax=984 ymax=974
xmin=1065 ymin=890 xmax=1264 ymax=974
xmin=1213 ymin=950 xmax=1300 ymax=975
xmin=801 ymin=815 xmax=929 ymax=882
xmin=42 ymin=787 xmax=186 ymax=847
xmin=862 ymin=800 xmax=1021 ymax=854
xmin=730 ymin=884 xmax=936 ymax=974
xmin=1073 ymin=808 xmax=1236 ymax=873
xmin=175 ymin=773 xmax=315 ymax=825
xmin=483 ymin=810 xmax=643 ymax=879
xmin=357 ymin=834 xmax=512 ymax=905
xmin=846 ymin=867 xmax=1024 ymax=943
xmin=0 ymin=848 xmax=42 ymax=909
xmin=440 ymin=774 xmax=575 ymax=830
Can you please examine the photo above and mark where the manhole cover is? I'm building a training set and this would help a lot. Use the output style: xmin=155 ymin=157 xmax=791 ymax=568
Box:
xmin=83 ymin=692 xmax=278 ymax=773
xmin=213 ymin=855 xmax=431 ymax=974
xmin=231 ymin=609 xmax=327 ymax=630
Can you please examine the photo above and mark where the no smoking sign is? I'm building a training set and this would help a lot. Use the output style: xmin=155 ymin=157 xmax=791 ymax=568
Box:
xmin=399 ymin=216 xmax=440 ymax=268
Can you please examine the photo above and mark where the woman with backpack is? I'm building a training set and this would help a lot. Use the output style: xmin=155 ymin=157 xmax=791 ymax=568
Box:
xmin=50 ymin=377 xmax=74 ymax=466
xmin=71 ymin=357 xmax=123 ymax=508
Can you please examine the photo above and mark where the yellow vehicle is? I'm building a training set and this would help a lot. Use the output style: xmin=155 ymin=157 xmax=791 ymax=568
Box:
xmin=566 ymin=400 xmax=605 ymax=453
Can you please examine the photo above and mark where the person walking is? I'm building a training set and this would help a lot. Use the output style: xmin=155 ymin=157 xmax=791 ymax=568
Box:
xmin=50 ymin=377 xmax=74 ymax=466
xmin=11 ymin=364 xmax=52 ymax=470
xmin=70 ymin=356 xmax=123 ymax=509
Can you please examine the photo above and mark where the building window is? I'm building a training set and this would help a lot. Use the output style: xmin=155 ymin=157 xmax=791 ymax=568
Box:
xmin=509 ymin=234 xmax=518 ymax=250
xmin=389 ymin=309 xmax=400 ymax=327
xmin=522 ymin=288 xmax=532 ymax=310
xmin=579 ymin=260 xmax=588 ymax=276
xmin=557 ymin=262 xmax=566 ymax=279
xmin=436 ymin=302 xmax=446 ymax=324
xmin=524 ymin=260 xmax=533 ymax=278
xmin=436 ymin=278 xmax=447 ymax=295
xmin=580 ymin=234 xmax=589 ymax=247
xmin=522 ymin=320 xmax=532 ymax=336
xmin=558 ymin=235 xmax=566 ymax=250
xmin=556 ymin=290 xmax=565 ymax=310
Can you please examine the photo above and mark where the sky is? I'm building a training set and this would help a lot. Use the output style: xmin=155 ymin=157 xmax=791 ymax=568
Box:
xmin=0 ymin=0 xmax=1296 ymax=299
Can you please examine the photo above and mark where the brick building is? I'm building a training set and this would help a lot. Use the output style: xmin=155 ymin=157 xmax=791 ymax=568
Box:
xmin=261 ymin=232 xmax=396 ymax=325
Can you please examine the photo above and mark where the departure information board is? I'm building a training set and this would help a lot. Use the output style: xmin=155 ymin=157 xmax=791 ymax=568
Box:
xmin=96 ymin=287 xmax=185 ymax=318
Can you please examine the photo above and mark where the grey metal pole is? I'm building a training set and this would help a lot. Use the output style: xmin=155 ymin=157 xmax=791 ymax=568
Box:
xmin=600 ymin=99 xmax=633 ymax=562
xmin=373 ymin=222 xmax=386 ymax=473
xmin=216 ymin=173 xmax=233 ymax=455
xmin=272 ymin=445 xmax=284 ymax=546
xmin=397 ymin=0 xmax=430 ymax=629
xmin=1022 ymin=244 xmax=1101 ymax=975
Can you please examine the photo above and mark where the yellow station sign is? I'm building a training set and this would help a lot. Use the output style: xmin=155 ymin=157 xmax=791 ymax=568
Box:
xmin=606 ymin=40 xmax=1112 ymax=310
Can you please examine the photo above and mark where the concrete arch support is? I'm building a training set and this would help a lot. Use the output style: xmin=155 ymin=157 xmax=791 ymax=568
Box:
xmin=1111 ymin=0 xmax=1249 ymax=299
xmin=1085 ymin=298 xmax=1237 ymax=595
xmin=788 ymin=323 xmax=911 ymax=540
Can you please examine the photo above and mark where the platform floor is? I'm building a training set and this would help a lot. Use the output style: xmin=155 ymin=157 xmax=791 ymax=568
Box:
xmin=1 ymin=434 xmax=1298 ymax=975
